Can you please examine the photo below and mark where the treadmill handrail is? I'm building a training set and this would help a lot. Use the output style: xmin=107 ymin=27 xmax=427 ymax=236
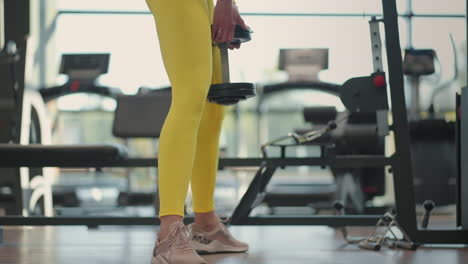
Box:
xmin=261 ymin=81 xmax=340 ymax=97
xmin=40 ymin=83 xmax=123 ymax=103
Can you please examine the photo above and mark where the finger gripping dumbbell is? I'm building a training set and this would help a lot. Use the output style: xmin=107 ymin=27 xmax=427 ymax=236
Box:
xmin=208 ymin=25 xmax=256 ymax=106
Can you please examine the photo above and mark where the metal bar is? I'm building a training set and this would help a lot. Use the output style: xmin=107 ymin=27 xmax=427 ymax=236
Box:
xmin=461 ymin=88 xmax=468 ymax=229
xmin=414 ymin=230 xmax=468 ymax=244
xmin=463 ymin=0 xmax=468 ymax=231
xmin=230 ymin=163 xmax=277 ymax=225
xmin=456 ymin=93 xmax=462 ymax=227
xmin=369 ymin=17 xmax=384 ymax=72
xmin=0 ymin=216 xmax=175 ymax=226
xmin=0 ymin=156 xmax=392 ymax=168
xmin=409 ymin=76 xmax=421 ymax=120
xmin=406 ymin=0 xmax=413 ymax=48
xmin=0 ymin=0 xmax=4 ymax=49
xmin=12 ymin=169 xmax=23 ymax=215
xmin=4 ymin=0 xmax=29 ymax=145
xmin=382 ymin=0 xmax=418 ymax=238
xmin=56 ymin=10 xmax=466 ymax=19
xmin=0 ymin=215 xmax=380 ymax=227
xmin=236 ymin=216 xmax=381 ymax=226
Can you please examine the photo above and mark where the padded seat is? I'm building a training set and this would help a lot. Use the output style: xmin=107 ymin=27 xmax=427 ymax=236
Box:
xmin=265 ymin=183 xmax=337 ymax=207
xmin=0 ymin=144 xmax=128 ymax=162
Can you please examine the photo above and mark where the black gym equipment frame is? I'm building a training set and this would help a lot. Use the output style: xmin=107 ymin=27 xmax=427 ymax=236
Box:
xmin=1 ymin=0 xmax=468 ymax=246
xmin=460 ymin=0 xmax=468 ymax=233
xmin=1 ymin=0 xmax=28 ymax=145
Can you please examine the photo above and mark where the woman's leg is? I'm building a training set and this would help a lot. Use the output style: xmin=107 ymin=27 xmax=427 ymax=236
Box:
xmin=146 ymin=0 xmax=213 ymax=239
xmin=190 ymin=46 xmax=225 ymax=214
xmin=190 ymin=0 xmax=226 ymax=229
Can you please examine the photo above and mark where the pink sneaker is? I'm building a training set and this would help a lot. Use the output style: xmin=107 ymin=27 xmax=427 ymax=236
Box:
xmin=151 ymin=222 xmax=207 ymax=264
xmin=188 ymin=222 xmax=249 ymax=254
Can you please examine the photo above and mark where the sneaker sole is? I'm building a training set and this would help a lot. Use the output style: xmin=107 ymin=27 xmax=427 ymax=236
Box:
xmin=192 ymin=240 xmax=249 ymax=255
xmin=151 ymin=255 xmax=207 ymax=264
xmin=196 ymin=249 xmax=248 ymax=255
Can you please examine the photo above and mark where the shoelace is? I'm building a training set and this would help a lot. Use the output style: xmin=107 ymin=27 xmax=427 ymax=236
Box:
xmin=168 ymin=224 xmax=195 ymax=254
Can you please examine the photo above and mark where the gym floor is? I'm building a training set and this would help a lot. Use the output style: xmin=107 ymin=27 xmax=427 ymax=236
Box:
xmin=1 ymin=222 xmax=467 ymax=264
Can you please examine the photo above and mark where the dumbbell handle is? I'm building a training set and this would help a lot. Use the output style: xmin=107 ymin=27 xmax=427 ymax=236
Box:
xmin=219 ymin=43 xmax=230 ymax=83
xmin=216 ymin=25 xmax=252 ymax=84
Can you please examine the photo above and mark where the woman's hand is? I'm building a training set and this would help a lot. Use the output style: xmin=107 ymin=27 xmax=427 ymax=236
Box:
xmin=229 ymin=4 xmax=248 ymax=50
xmin=213 ymin=0 xmax=248 ymax=49
xmin=212 ymin=0 xmax=235 ymax=44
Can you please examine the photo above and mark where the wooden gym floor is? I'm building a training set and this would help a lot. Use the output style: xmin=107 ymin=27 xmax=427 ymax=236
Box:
xmin=0 ymin=224 xmax=467 ymax=264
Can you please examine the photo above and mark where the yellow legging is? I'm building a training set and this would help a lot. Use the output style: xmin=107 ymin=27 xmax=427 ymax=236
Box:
xmin=146 ymin=0 xmax=225 ymax=217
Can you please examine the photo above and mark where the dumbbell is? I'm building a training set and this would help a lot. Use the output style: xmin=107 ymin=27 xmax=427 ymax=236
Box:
xmin=207 ymin=25 xmax=256 ymax=106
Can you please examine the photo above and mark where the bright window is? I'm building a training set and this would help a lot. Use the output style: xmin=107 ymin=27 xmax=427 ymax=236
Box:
xmin=413 ymin=0 xmax=465 ymax=14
